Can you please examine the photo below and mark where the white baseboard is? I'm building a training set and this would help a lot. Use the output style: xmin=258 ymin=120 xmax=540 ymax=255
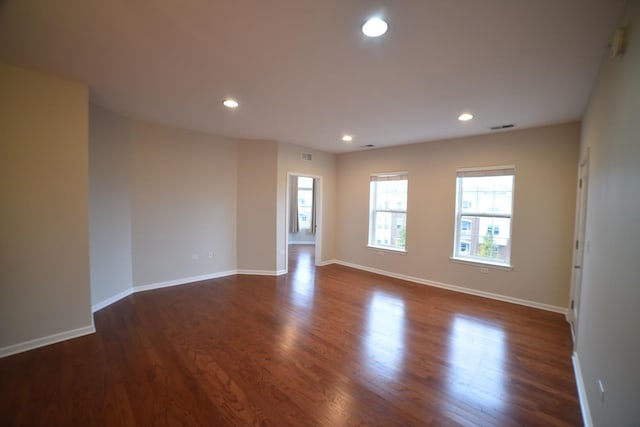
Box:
xmin=573 ymin=352 xmax=593 ymax=427
xmin=236 ymin=269 xmax=286 ymax=276
xmin=0 ymin=324 xmax=96 ymax=359
xmin=92 ymin=287 xmax=133 ymax=313
xmin=134 ymin=270 xmax=237 ymax=293
xmin=288 ymin=241 xmax=316 ymax=245
xmin=331 ymin=260 xmax=568 ymax=315
xmin=317 ymin=259 xmax=338 ymax=267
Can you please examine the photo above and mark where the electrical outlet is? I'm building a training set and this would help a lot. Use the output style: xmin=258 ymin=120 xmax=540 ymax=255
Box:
xmin=480 ymin=267 xmax=489 ymax=274
xmin=191 ymin=254 xmax=199 ymax=260
xmin=208 ymin=251 xmax=214 ymax=259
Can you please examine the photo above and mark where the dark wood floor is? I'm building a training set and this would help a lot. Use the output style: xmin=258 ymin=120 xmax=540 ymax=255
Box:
xmin=0 ymin=245 xmax=581 ymax=426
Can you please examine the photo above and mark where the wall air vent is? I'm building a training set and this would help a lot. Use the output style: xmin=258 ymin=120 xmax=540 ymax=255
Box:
xmin=490 ymin=124 xmax=515 ymax=130
xmin=301 ymin=153 xmax=313 ymax=161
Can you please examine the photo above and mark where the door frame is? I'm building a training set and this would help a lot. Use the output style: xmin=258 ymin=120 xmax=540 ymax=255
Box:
xmin=568 ymin=148 xmax=590 ymax=343
xmin=285 ymin=172 xmax=323 ymax=271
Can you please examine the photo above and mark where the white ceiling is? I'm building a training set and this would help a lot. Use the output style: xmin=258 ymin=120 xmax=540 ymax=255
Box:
xmin=0 ymin=0 xmax=626 ymax=153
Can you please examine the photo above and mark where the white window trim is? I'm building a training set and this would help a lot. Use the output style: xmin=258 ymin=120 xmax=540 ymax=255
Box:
xmin=369 ymin=172 xmax=408 ymax=253
xmin=449 ymin=256 xmax=514 ymax=271
xmin=367 ymin=245 xmax=408 ymax=255
xmin=453 ymin=165 xmax=515 ymax=268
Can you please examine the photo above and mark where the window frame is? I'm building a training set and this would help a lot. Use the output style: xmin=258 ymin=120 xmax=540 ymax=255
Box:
xmin=452 ymin=166 xmax=515 ymax=268
xmin=368 ymin=172 xmax=408 ymax=253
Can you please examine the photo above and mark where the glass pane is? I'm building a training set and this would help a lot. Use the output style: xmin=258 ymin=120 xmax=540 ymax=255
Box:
xmin=458 ymin=216 xmax=511 ymax=263
xmin=298 ymin=176 xmax=313 ymax=188
xmin=374 ymin=180 xmax=408 ymax=211
xmin=298 ymin=188 xmax=313 ymax=230
xmin=373 ymin=212 xmax=406 ymax=250
xmin=460 ymin=175 xmax=513 ymax=215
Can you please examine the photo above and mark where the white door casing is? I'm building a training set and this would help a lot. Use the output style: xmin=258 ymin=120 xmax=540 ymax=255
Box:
xmin=569 ymin=149 xmax=589 ymax=342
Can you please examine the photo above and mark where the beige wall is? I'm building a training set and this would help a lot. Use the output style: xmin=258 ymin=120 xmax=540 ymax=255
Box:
xmin=131 ymin=121 xmax=237 ymax=286
xmin=0 ymin=64 xmax=92 ymax=351
xmin=277 ymin=142 xmax=337 ymax=271
xmin=576 ymin=1 xmax=640 ymax=425
xmin=236 ymin=140 xmax=279 ymax=272
xmin=336 ymin=123 xmax=579 ymax=309
xmin=89 ymin=105 xmax=133 ymax=306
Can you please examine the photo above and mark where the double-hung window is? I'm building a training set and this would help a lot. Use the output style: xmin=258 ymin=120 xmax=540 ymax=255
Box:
xmin=453 ymin=166 xmax=514 ymax=266
xmin=369 ymin=173 xmax=408 ymax=252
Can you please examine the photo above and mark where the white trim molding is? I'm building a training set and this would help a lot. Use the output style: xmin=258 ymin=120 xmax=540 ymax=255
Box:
xmin=134 ymin=270 xmax=237 ymax=293
xmin=92 ymin=287 xmax=134 ymax=313
xmin=0 ymin=325 xmax=96 ymax=359
xmin=235 ymin=269 xmax=287 ymax=276
xmin=572 ymin=352 xmax=593 ymax=427
xmin=331 ymin=260 xmax=567 ymax=314
xmin=317 ymin=259 xmax=339 ymax=267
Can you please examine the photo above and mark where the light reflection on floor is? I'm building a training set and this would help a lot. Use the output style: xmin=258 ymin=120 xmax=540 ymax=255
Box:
xmin=447 ymin=315 xmax=507 ymax=410
xmin=290 ymin=247 xmax=315 ymax=308
xmin=279 ymin=245 xmax=316 ymax=354
xmin=364 ymin=291 xmax=406 ymax=380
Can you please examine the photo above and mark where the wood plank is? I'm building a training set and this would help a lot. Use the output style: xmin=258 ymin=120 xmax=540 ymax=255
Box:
xmin=0 ymin=245 xmax=582 ymax=426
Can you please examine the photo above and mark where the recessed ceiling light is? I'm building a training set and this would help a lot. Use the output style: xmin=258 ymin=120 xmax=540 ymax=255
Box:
xmin=342 ymin=134 xmax=353 ymax=142
xmin=458 ymin=113 xmax=474 ymax=121
xmin=362 ymin=17 xmax=388 ymax=37
xmin=223 ymin=99 xmax=239 ymax=108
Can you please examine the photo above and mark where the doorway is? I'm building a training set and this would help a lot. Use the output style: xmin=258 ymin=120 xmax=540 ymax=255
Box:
xmin=569 ymin=150 xmax=589 ymax=342
xmin=286 ymin=173 xmax=322 ymax=271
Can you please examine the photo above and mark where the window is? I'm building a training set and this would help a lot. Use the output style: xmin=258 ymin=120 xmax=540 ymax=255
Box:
xmin=453 ymin=167 xmax=514 ymax=266
xmin=297 ymin=177 xmax=314 ymax=230
xmin=369 ymin=173 xmax=408 ymax=251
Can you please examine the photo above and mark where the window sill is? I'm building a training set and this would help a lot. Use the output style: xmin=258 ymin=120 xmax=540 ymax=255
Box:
xmin=367 ymin=245 xmax=407 ymax=255
xmin=449 ymin=257 xmax=513 ymax=271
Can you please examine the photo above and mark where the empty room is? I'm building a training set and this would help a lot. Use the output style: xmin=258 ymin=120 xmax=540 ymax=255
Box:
xmin=1 ymin=1 xmax=639 ymax=426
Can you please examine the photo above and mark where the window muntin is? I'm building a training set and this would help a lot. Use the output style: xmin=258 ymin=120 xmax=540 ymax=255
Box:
xmin=369 ymin=173 xmax=408 ymax=252
xmin=454 ymin=167 xmax=514 ymax=266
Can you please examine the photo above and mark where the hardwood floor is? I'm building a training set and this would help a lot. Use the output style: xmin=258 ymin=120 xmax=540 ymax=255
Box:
xmin=0 ymin=245 xmax=582 ymax=426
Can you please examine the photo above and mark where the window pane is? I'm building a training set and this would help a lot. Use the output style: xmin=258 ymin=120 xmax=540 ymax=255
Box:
xmin=372 ymin=212 xmax=406 ymax=250
xmin=298 ymin=176 xmax=313 ymax=188
xmin=460 ymin=175 xmax=513 ymax=215
xmin=455 ymin=170 xmax=514 ymax=265
xmin=297 ymin=182 xmax=313 ymax=230
xmin=374 ymin=180 xmax=408 ymax=211
xmin=369 ymin=175 xmax=408 ymax=251
xmin=458 ymin=216 xmax=511 ymax=263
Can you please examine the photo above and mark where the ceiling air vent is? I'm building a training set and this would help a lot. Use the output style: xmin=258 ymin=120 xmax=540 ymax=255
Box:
xmin=361 ymin=144 xmax=375 ymax=148
xmin=301 ymin=152 xmax=313 ymax=161
xmin=490 ymin=124 xmax=515 ymax=130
